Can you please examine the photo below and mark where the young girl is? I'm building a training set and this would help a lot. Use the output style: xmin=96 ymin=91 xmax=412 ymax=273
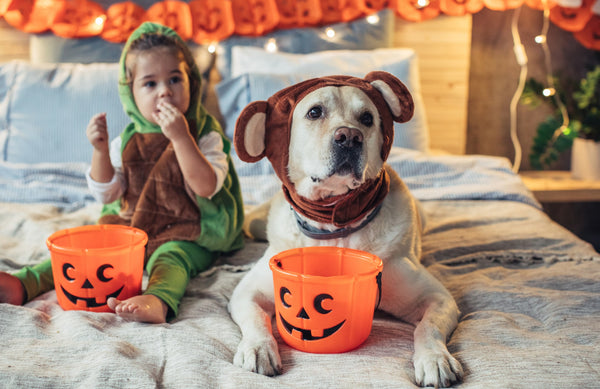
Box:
xmin=0 ymin=22 xmax=244 ymax=324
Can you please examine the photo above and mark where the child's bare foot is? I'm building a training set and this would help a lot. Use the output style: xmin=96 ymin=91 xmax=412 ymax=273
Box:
xmin=0 ymin=272 xmax=25 ymax=305
xmin=107 ymin=295 xmax=168 ymax=324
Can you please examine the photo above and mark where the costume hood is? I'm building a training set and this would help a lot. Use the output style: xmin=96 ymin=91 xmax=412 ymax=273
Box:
xmin=118 ymin=22 xmax=209 ymax=149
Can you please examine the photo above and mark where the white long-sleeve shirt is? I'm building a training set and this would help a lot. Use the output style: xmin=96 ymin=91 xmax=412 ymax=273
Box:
xmin=86 ymin=131 xmax=228 ymax=203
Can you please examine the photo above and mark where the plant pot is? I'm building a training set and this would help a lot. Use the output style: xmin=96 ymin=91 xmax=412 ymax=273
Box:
xmin=571 ymin=137 xmax=600 ymax=181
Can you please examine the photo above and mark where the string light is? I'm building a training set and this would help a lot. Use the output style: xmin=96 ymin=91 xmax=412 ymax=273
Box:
xmin=207 ymin=43 xmax=216 ymax=54
xmin=325 ymin=27 xmax=335 ymax=38
xmin=415 ymin=0 xmax=430 ymax=9
xmin=95 ymin=16 xmax=105 ymax=26
xmin=366 ymin=14 xmax=380 ymax=24
xmin=536 ymin=0 xmax=570 ymax=139
xmin=265 ymin=38 xmax=278 ymax=52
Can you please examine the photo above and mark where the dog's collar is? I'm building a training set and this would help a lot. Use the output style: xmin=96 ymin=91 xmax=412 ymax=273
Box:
xmin=293 ymin=204 xmax=383 ymax=240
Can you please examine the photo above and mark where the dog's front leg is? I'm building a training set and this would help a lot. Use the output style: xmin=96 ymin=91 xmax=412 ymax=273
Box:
xmin=412 ymin=292 xmax=463 ymax=388
xmin=381 ymin=259 xmax=463 ymax=387
xmin=228 ymin=251 xmax=282 ymax=376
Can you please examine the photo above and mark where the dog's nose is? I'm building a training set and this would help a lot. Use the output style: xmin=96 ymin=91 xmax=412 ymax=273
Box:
xmin=334 ymin=127 xmax=363 ymax=149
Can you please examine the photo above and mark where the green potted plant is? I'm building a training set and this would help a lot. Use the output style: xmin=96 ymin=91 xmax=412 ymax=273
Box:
xmin=521 ymin=65 xmax=600 ymax=179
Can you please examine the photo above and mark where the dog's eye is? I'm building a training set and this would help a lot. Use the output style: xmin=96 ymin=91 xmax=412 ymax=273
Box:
xmin=307 ymin=106 xmax=323 ymax=120
xmin=359 ymin=112 xmax=374 ymax=127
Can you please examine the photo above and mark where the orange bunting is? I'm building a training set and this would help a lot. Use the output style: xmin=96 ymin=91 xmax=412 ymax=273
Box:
xmin=321 ymin=0 xmax=364 ymax=24
xmin=574 ymin=14 xmax=600 ymax=49
xmin=276 ymin=0 xmax=323 ymax=29
xmin=0 ymin=0 xmax=599 ymax=51
xmin=231 ymin=0 xmax=280 ymax=36
xmin=188 ymin=0 xmax=235 ymax=44
xmin=394 ymin=0 xmax=441 ymax=22
xmin=483 ymin=0 xmax=524 ymax=11
xmin=147 ymin=0 xmax=193 ymax=40
xmin=3 ymin=0 xmax=61 ymax=33
xmin=549 ymin=0 xmax=594 ymax=32
xmin=50 ymin=0 xmax=105 ymax=39
xmin=440 ymin=0 xmax=485 ymax=15
xmin=101 ymin=2 xmax=146 ymax=43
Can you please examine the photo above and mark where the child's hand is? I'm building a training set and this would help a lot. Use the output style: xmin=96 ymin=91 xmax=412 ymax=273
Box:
xmin=86 ymin=113 xmax=109 ymax=152
xmin=153 ymin=101 xmax=190 ymax=143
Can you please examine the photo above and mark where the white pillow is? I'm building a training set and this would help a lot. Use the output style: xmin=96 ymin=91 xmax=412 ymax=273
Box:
xmin=0 ymin=61 xmax=129 ymax=164
xmin=222 ymin=47 xmax=429 ymax=152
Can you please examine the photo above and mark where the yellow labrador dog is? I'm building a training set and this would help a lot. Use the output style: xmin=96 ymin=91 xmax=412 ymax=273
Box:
xmin=228 ymin=72 xmax=463 ymax=387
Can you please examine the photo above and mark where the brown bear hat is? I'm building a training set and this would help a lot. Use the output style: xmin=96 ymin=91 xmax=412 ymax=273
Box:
xmin=234 ymin=71 xmax=414 ymax=227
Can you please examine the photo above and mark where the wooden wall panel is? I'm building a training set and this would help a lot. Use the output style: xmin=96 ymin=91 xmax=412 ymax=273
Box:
xmin=394 ymin=15 xmax=472 ymax=155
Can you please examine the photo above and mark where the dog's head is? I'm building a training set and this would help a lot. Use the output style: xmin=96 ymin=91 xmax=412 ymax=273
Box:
xmin=234 ymin=71 xmax=414 ymax=201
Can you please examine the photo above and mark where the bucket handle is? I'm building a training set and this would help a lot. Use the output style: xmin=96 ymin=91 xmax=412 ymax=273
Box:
xmin=375 ymin=272 xmax=382 ymax=312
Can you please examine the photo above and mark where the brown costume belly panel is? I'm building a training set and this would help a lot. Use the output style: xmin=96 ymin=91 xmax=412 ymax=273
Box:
xmin=99 ymin=132 xmax=202 ymax=255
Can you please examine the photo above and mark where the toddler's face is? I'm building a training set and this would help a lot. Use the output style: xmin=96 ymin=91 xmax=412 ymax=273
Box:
xmin=130 ymin=47 xmax=191 ymax=125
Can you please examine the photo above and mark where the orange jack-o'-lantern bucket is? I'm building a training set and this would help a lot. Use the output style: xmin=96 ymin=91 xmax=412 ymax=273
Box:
xmin=269 ymin=247 xmax=383 ymax=353
xmin=46 ymin=225 xmax=147 ymax=312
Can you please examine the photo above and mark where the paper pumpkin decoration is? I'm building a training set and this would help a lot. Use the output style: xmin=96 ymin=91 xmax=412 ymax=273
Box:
xmin=320 ymin=0 xmax=364 ymax=24
xmin=50 ymin=0 xmax=105 ymax=39
xmin=358 ymin=0 xmax=391 ymax=14
xmin=189 ymin=0 xmax=235 ymax=44
xmin=574 ymin=15 xmax=600 ymax=50
xmin=270 ymin=247 xmax=383 ymax=353
xmin=47 ymin=225 xmax=147 ymax=312
xmin=101 ymin=1 xmax=147 ymax=43
xmin=3 ymin=0 xmax=59 ymax=33
xmin=550 ymin=0 xmax=594 ymax=32
xmin=231 ymin=0 xmax=280 ymax=36
xmin=147 ymin=0 xmax=193 ymax=40
xmin=275 ymin=0 xmax=323 ymax=28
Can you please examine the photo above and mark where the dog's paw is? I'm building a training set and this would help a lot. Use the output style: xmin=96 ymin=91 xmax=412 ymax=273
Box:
xmin=414 ymin=348 xmax=463 ymax=388
xmin=233 ymin=336 xmax=282 ymax=376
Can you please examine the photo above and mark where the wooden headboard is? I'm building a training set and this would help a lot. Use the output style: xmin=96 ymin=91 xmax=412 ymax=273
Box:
xmin=0 ymin=16 xmax=472 ymax=155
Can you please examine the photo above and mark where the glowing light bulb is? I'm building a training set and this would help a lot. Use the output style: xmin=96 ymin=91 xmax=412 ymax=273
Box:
xmin=415 ymin=0 xmax=430 ymax=8
xmin=366 ymin=14 xmax=380 ymax=25
xmin=325 ymin=28 xmax=335 ymax=38
xmin=543 ymin=88 xmax=555 ymax=97
xmin=95 ymin=16 xmax=105 ymax=26
xmin=207 ymin=44 xmax=216 ymax=54
xmin=265 ymin=38 xmax=278 ymax=53
xmin=535 ymin=35 xmax=546 ymax=44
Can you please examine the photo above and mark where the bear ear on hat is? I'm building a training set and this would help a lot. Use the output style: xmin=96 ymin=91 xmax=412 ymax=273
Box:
xmin=234 ymin=101 xmax=269 ymax=162
xmin=364 ymin=71 xmax=414 ymax=124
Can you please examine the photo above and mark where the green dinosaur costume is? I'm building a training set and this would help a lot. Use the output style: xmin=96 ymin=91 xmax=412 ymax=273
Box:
xmin=15 ymin=23 xmax=244 ymax=319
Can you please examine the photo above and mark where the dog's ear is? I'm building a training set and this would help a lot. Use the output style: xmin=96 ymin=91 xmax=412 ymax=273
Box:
xmin=364 ymin=71 xmax=414 ymax=124
xmin=234 ymin=101 xmax=268 ymax=162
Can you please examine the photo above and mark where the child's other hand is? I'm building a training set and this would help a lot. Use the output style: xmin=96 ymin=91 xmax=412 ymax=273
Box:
xmin=153 ymin=101 xmax=190 ymax=143
xmin=86 ymin=113 xmax=109 ymax=152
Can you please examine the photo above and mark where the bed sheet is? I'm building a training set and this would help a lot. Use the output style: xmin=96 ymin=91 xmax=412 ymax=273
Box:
xmin=1 ymin=151 xmax=599 ymax=388
xmin=1 ymin=198 xmax=599 ymax=388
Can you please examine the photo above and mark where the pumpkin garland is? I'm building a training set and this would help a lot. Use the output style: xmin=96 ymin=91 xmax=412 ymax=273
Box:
xmin=0 ymin=0 xmax=599 ymax=50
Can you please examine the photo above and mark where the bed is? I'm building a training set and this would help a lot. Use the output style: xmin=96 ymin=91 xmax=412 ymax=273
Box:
xmin=1 ymin=9 xmax=600 ymax=388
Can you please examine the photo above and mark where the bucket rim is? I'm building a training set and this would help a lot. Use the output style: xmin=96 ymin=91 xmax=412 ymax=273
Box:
xmin=269 ymin=246 xmax=383 ymax=280
xmin=46 ymin=224 xmax=148 ymax=254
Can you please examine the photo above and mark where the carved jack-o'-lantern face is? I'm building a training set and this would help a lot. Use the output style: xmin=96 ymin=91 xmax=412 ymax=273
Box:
xmin=189 ymin=0 xmax=235 ymax=44
xmin=47 ymin=225 xmax=147 ymax=313
xmin=270 ymin=247 xmax=383 ymax=354
xmin=59 ymin=262 xmax=125 ymax=310
xmin=278 ymin=286 xmax=346 ymax=341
